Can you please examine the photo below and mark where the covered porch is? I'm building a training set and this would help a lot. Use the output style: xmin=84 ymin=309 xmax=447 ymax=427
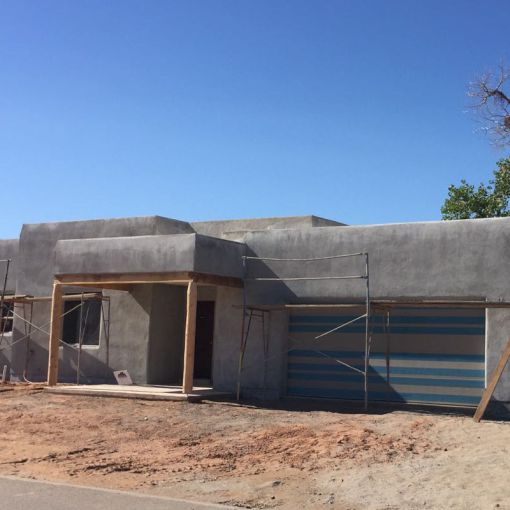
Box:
xmin=46 ymin=233 xmax=245 ymax=394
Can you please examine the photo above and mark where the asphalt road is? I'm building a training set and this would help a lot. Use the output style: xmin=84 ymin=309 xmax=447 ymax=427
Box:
xmin=0 ymin=476 xmax=240 ymax=510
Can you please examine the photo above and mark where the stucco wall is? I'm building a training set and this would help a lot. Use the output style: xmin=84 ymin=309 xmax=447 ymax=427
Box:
xmin=244 ymin=218 xmax=510 ymax=304
xmin=192 ymin=215 xmax=344 ymax=238
xmin=0 ymin=239 xmax=18 ymax=293
xmin=17 ymin=216 xmax=193 ymax=296
xmin=105 ymin=286 xmax=153 ymax=384
xmin=54 ymin=234 xmax=245 ymax=279
xmin=211 ymin=286 xmax=288 ymax=399
xmin=4 ymin=214 xmax=510 ymax=406
xmin=6 ymin=287 xmax=153 ymax=384
xmin=147 ymin=285 xmax=186 ymax=385
xmin=486 ymin=308 xmax=510 ymax=402
xmin=9 ymin=217 xmax=192 ymax=382
xmin=211 ymin=286 xmax=243 ymax=392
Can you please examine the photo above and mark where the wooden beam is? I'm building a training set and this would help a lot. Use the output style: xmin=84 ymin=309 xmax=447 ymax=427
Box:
xmin=55 ymin=271 xmax=192 ymax=285
xmin=54 ymin=271 xmax=243 ymax=289
xmin=58 ymin=283 xmax=137 ymax=291
xmin=189 ymin=272 xmax=243 ymax=288
xmin=0 ymin=293 xmax=113 ymax=303
xmin=56 ymin=293 xmax=105 ymax=302
xmin=55 ymin=281 xmax=190 ymax=288
xmin=47 ymin=282 xmax=63 ymax=386
xmin=373 ymin=300 xmax=510 ymax=309
xmin=473 ymin=337 xmax=510 ymax=422
xmin=182 ymin=280 xmax=198 ymax=394
xmin=88 ymin=283 xmax=134 ymax=292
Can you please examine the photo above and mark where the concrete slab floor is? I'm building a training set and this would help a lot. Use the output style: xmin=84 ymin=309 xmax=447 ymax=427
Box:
xmin=44 ymin=384 xmax=231 ymax=403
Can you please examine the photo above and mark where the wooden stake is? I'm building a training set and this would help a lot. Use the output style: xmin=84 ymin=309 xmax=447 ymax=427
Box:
xmin=473 ymin=337 xmax=510 ymax=422
xmin=182 ymin=280 xmax=197 ymax=394
xmin=47 ymin=282 xmax=63 ymax=386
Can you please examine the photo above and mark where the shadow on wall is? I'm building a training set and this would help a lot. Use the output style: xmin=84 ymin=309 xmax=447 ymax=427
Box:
xmin=15 ymin=285 xmax=185 ymax=386
xmin=0 ymin=349 xmax=12 ymax=379
xmin=0 ymin=340 xmax=118 ymax=384
xmin=59 ymin=346 xmax=117 ymax=384
xmin=0 ymin=337 xmax=52 ymax=382
xmin=4 ymin=287 xmax=155 ymax=385
xmin=243 ymin=247 xmax=369 ymax=306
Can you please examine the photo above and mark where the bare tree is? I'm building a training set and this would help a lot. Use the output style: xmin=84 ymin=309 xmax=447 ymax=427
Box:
xmin=469 ymin=64 xmax=510 ymax=147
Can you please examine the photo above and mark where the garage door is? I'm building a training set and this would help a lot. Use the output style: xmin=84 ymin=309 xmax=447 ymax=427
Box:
xmin=287 ymin=307 xmax=485 ymax=406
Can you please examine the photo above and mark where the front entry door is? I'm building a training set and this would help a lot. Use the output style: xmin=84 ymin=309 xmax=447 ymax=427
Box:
xmin=194 ymin=301 xmax=215 ymax=381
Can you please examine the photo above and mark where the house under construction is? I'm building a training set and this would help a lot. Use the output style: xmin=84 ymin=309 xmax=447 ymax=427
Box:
xmin=0 ymin=214 xmax=509 ymax=408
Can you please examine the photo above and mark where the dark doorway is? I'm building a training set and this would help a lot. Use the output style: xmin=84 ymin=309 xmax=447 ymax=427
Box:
xmin=194 ymin=301 xmax=215 ymax=381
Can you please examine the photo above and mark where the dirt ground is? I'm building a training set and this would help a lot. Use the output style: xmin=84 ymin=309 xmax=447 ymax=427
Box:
xmin=1 ymin=385 xmax=509 ymax=509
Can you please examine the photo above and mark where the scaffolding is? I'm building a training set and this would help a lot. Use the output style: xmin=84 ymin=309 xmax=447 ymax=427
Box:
xmin=0 ymin=258 xmax=36 ymax=382
xmin=236 ymin=252 xmax=372 ymax=409
xmin=236 ymin=306 xmax=270 ymax=401
xmin=0 ymin=285 xmax=110 ymax=384
xmin=0 ymin=259 xmax=12 ymax=353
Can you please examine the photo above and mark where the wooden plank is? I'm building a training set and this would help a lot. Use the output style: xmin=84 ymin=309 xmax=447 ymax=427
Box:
xmin=55 ymin=282 xmax=140 ymax=291
xmin=54 ymin=271 xmax=243 ymax=288
xmin=84 ymin=284 xmax=134 ymax=292
xmin=285 ymin=304 xmax=366 ymax=309
xmin=0 ymin=293 xmax=114 ymax=303
xmin=473 ymin=336 xmax=510 ymax=422
xmin=373 ymin=300 xmax=510 ymax=309
xmin=245 ymin=301 xmax=510 ymax=311
xmin=1 ymin=294 xmax=29 ymax=302
xmin=189 ymin=272 xmax=243 ymax=289
xmin=182 ymin=280 xmax=198 ymax=394
xmin=59 ymin=279 xmax=236 ymax=288
xmin=47 ymin=282 xmax=63 ymax=386
xmin=55 ymin=271 xmax=193 ymax=284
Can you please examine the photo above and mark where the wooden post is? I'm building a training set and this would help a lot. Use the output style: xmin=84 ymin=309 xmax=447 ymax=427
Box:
xmin=182 ymin=280 xmax=197 ymax=394
xmin=474 ymin=336 xmax=510 ymax=422
xmin=47 ymin=282 xmax=63 ymax=386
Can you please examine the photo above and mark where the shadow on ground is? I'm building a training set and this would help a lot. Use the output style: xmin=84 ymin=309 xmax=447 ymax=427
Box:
xmin=202 ymin=395 xmax=510 ymax=421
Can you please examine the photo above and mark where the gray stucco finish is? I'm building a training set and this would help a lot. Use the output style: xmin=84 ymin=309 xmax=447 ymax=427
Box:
xmin=55 ymin=234 xmax=196 ymax=276
xmin=17 ymin=216 xmax=194 ymax=296
xmin=54 ymin=234 xmax=245 ymax=279
xmin=212 ymin=286 xmax=288 ymax=400
xmin=486 ymin=308 xmax=510 ymax=402
xmin=147 ymin=285 xmax=186 ymax=385
xmin=3 ymin=213 xmax=510 ymax=406
xmin=6 ymin=216 xmax=194 ymax=384
xmin=191 ymin=215 xmax=345 ymax=238
xmin=243 ymin=217 xmax=510 ymax=304
xmin=0 ymin=239 xmax=18 ymax=293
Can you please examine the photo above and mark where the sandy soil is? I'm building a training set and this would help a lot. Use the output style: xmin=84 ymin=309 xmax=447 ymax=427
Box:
xmin=0 ymin=384 xmax=509 ymax=509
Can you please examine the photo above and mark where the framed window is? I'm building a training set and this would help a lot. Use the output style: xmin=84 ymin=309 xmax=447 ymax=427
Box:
xmin=0 ymin=299 xmax=13 ymax=334
xmin=62 ymin=296 xmax=101 ymax=346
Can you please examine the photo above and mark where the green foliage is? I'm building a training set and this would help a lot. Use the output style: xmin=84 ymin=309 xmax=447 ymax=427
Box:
xmin=441 ymin=157 xmax=510 ymax=220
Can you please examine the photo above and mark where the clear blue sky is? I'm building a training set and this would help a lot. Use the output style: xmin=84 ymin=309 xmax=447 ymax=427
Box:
xmin=1 ymin=0 xmax=509 ymax=238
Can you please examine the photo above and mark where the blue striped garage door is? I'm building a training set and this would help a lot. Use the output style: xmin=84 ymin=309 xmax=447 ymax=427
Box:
xmin=287 ymin=308 xmax=485 ymax=407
